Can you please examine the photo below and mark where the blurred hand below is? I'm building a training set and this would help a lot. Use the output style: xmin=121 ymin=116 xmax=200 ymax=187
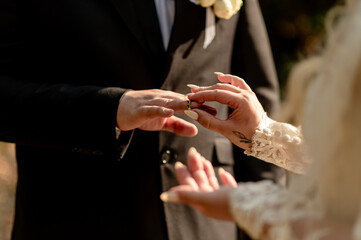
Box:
xmin=161 ymin=147 xmax=237 ymax=221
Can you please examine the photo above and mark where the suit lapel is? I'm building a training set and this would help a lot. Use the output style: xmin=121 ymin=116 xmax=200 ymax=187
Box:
xmin=167 ymin=0 xmax=205 ymax=53
xmin=162 ymin=0 xmax=205 ymax=80
xmin=109 ymin=0 xmax=165 ymax=57
xmin=108 ymin=0 xmax=206 ymax=88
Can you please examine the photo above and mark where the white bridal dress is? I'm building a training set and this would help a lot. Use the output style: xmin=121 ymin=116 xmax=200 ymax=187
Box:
xmin=229 ymin=112 xmax=361 ymax=240
xmin=228 ymin=1 xmax=361 ymax=237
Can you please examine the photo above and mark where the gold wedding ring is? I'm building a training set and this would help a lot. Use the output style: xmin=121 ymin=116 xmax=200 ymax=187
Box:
xmin=187 ymin=100 xmax=191 ymax=110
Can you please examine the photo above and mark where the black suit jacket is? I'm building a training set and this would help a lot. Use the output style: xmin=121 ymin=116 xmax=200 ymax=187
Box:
xmin=0 ymin=0 xmax=280 ymax=239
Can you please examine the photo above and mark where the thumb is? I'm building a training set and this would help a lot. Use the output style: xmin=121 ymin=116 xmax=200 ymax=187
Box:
xmin=177 ymin=191 xmax=206 ymax=205
xmin=161 ymin=116 xmax=199 ymax=137
xmin=184 ymin=109 xmax=225 ymax=134
xmin=160 ymin=187 xmax=205 ymax=205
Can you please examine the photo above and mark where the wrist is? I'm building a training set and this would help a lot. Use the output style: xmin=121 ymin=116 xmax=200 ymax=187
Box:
xmin=116 ymin=90 xmax=132 ymax=130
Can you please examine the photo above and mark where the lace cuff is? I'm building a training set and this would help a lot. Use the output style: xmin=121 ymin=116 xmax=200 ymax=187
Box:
xmin=230 ymin=181 xmax=333 ymax=240
xmin=245 ymin=113 xmax=309 ymax=174
xmin=230 ymin=180 xmax=287 ymax=239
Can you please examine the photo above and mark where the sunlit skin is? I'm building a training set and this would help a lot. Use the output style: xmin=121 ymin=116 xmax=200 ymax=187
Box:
xmin=162 ymin=148 xmax=354 ymax=240
xmin=161 ymin=147 xmax=237 ymax=221
xmin=186 ymin=73 xmax=264 ymax=149
xmin=117 ymin=89 xmax=218 ymax=137
xmin=162 ymin=73 xmax=354 ymax=239
xmin=116 ymin=89 xmax=199 ymax=137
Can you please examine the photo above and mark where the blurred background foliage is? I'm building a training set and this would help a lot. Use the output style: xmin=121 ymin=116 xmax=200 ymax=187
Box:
xmin=0 ymin=0 xmax=342 ymax=239
xmin=260 ymin=0 xmax=340 ymax=94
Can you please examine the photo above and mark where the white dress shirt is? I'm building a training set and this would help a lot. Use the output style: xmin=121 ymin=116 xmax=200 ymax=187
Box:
xmin=154 ymin=0 xmax=175 ymax=49
xmin=155 ymin=0 xmax=216 ymax=49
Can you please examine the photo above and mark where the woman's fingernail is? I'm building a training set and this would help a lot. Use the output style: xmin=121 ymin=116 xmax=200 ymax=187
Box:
xmin=175 ymin=161 xmax=184 ymax=169
xmin=188 ymin=147 xmax=197 ymax=157
xmin=218 ymin=167 xmax=226 ymax=175
xmin=187 ymin=84 xmax=200 ymax=89
xmin=184 ymin=110 xmax=199 ymax=120
xmin=214 ymin=72 xmax=225 ymax=76
xmin=160 ymin=192 xmax=179 ymax=202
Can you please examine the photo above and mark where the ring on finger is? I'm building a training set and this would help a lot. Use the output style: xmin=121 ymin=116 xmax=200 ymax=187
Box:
xmin=187 ymin=100 xmax=192 ymax=110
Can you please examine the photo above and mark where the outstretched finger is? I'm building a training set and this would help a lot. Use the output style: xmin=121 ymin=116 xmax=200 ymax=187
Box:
xmin=187 ymin=90 xmax=244 ymax=110
xmin=203 ymin=160 xmax=220 ymax=190
xmin=188 ymin=148 xmax=213 ymax=192
xmin=215 ymin=72 xmax=252 ymax=91
xmin=218 ymin=168 xmax=237 ymax=187
xmin=138 ymin=106 xmax=175 ymax=119
xmin=187 ymin=83 xmax=242 ymax=94
xmin=184 ymin=108 xmax=227 ymax=135
xmin=174 ymin=162 xmax=199 ymax=190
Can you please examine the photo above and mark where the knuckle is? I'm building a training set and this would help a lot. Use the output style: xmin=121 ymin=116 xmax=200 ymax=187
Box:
xmin=163 ymin=99 xmax=172 ymax=107
xmin=138 ymin=107 xmax=149 ymax=117
xmin=213 ymin=89 xmax=221 ymax=96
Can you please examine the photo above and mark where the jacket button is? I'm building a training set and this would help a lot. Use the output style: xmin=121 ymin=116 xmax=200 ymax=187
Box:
xmin=161 ymin=149 xmax=172 ymax=164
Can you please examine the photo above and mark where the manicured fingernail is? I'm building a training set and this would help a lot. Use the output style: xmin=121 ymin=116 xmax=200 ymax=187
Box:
xmin=175 ymin=161 xmax=184 ymax=169
xmin=218 ymin=167 xmax=226 ymax=175
xmin=188 ymin=147 xmax=197 ymax=157
xmin=184 ymin=110 xmax=198 ymax=120
xmin=214 ymin=72 xmax=225 ymax=76
xmin=160 ymin=192 xmax=179 ymax=202
xmin=187 ymin=84 xmax=200 ymax=89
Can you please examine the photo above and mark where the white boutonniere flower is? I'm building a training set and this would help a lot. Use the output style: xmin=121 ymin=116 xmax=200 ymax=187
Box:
xmin=190 ymin=0 xmax=243 ymax=49
xmin=191 ymin=0 xmax=243 ymax=19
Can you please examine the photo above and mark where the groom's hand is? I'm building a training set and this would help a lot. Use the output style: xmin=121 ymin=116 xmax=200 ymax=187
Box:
xmin=116 ymin=89 xmax=199 ymax=137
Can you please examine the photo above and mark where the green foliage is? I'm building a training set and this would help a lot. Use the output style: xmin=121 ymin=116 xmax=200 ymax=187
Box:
xmin=260 ymin=0 xmax=341 ymax=93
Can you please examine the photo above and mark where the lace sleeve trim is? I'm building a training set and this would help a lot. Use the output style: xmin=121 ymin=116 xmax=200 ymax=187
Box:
xmin=244 ymin=113 xmax=310 ymax=174
xmin=230 ymin=181 xmax=329 ymax=240
xmin=230 ymin=180 xmax=287 ymax=239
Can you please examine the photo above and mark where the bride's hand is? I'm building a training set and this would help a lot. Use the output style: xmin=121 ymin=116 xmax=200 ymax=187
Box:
xmin=185 ymin=73 xmax=264 ymax=150
xmin=161 ymin=147 xmax=237 ymax=221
